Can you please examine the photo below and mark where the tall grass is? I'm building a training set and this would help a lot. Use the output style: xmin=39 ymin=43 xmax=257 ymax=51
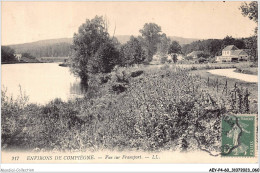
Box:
xmin=1 ymin=66 xmax=255 ymax=153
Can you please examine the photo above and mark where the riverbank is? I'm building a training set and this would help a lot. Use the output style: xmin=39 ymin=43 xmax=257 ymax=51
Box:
xmin=190 ymin=69 xmax=258 ymax=113
xmin=2 ymin=64 xmax=257 ymax=152
xmin=235 ymin=67 xmax=258 ymax=75
xmin=1 ymin=61 xmax=44 ymax=64
xmin=208 ymin=68 xmax=258 ymax=83
xmin=147 ymin=61 xmax=254 ymax=71
xmin=37 ymin=57 xmax=68 ymax=63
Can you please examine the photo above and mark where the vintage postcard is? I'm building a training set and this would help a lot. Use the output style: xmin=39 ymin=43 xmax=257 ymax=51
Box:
xmin=1 ymin=1 xmax=259 ymax=166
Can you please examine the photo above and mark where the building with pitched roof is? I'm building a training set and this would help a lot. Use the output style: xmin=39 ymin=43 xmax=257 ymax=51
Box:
xmin=216 ymin=45 xmax=248 ymax=62
xmin=14 ymin=53 xmax=22 ymax=61
xmin=187 ymin=51 xmax=204 ymax=59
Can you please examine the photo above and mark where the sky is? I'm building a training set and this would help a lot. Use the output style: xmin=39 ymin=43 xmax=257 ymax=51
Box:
xmin=1 ymin=1 xmax=257 ymax=45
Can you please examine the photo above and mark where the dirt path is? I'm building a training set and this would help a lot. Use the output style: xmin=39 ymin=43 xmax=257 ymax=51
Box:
xmin=208 ymin=68 xmax=258 ymax=83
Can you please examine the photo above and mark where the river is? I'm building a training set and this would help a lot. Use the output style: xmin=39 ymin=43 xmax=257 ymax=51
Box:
xmin=1 ymin=63 xmax=85 ymax=105
xmin=207 ymin=68 xmax=258 ymax=83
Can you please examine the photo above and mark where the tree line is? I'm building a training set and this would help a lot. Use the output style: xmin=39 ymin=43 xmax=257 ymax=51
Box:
xmin=1 ymin=46 xmax=39 ymax=63
xmin=10 ymin=42 xmax=71 ymax=58
xmin=181 ymin=36 xmax=257 ymax=60
xmin=182 ymin=1 xmax=257 ymax=61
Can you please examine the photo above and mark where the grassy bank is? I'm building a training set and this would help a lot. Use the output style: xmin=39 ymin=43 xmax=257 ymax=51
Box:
xmin=176 ymin=62 xmax=254 ymax=71
xmin=190 ymin=69 xmax=258 ymax=113
xmin=235 ymin=67 xmax=258 ymax=75
xmin=1 ymin=65 xmax=256 ymax=153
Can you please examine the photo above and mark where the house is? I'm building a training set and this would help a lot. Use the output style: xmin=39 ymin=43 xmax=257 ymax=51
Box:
xmin=187 ymin=51 xmax=204 ymax=59
xmin=14 ymin=53 xmax=22 ymax=61
xmin=215 ymin=45 xmax=249 ymax=62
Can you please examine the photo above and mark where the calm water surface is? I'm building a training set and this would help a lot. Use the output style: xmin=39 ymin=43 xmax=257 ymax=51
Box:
xmin=1 ymin=63 xmax=85 ymax=104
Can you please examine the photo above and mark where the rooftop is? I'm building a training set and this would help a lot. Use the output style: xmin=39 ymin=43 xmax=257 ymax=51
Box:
xmin=223 ymin=45 xmax=239 ymax=51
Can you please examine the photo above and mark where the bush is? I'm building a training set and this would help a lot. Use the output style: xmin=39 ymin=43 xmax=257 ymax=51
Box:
xmin=198 ymin=58 xmax=207 ymax=64
xmin=111 ymin=84 xmax=127 ymax=94
xmin=160 ymin=56 xmax=168 ymax=64
xmin=185 ymin=56 xmax=193 ymax=61
xmin=191 ymin=66 xmax=197 ymax=70
xmin=131 ymin=70 xmax=144 ymax=78
xmin=100 ymin=74 xmax=111 ymax=84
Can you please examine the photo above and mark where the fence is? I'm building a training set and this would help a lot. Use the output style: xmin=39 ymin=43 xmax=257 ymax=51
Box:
xmin=205 ymin=76 xmax=250 ymax=113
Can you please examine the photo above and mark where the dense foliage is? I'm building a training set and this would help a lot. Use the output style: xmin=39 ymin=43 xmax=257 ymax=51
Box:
xmin=69 ymin=16 xmax=120 ymax=82
xmin=168 ymin=41 xmax=182 ymax=55
xmin=240 ymin=1 xmax=258 ymax=61
xmin=1 ymin=65 xmax=255 ymax=152
xmin=139 ymin=23 xmax=162 ymax=62
xmin=1 ymin=46 xmax=17 ymax=63
xmin=120 ymin=36 xmax=147 ymax=66
xmin=182 ymin=36 xmax=246 ymax=57
xmin=22 ymin=53 xmax=36 ymax=59
xmin=240 ymin=1 xmax=258 ymax=23
xmin=157 ymin=34 xmax=171 ymax=56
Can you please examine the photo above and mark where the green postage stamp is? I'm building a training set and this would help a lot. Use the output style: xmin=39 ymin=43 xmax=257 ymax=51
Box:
xmin=221 ymin=114 xmax=256 ymax=157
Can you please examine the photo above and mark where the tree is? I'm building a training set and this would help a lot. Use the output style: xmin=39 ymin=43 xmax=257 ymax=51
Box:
xmin=240 ymin=2 xmax=258 ymax=23
xmin=88 ymin=41 xmax=120 ymax=73
xmin=157 ymin=33 xmax=171 ymax=56
xmin=139 ymin=23 xmax=162 ymax=62
xmin=120 ymin=36 xmax=146 ymax=66
xmin=1 ymin=46 xmax=17 ymax=63
xmin=70 ymin=16 xmax=119 ymax=83
xmin=22 ymin=52 xmax=36 ymax=59
xmin=168 ymin=41 xmax=182 ymax=54
xmin=244 ymin=36 xmax=258 ymax=61
xmin=222 ymin=36 xmax=236 ymax=47
xmin=172 ymin=54 xmax=178 ymax=63
xmin=182 ymin=37 xmax=246 ymax=58
xmin=197 ymin=52 xmax=210 ymax=59
xmin=240 ymin=2 xmax=258 ymax=61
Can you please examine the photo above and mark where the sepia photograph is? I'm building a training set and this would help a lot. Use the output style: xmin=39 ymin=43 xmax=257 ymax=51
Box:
xmin=1 ymin=0 xmax=259 ymax=168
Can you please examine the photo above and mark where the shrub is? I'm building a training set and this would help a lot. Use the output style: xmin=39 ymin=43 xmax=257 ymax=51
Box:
xmin=185 ymin=56 xmax=193 ymax=61
xmin=131 ymin=70 xmax=144 ymax=78
xmin=191 ymin=66 xmax=197 ymax=70
xmin=198 ymin=58 xmax=207 ymax=64
xmin=100 ymin=74 xmax=111 ymax=84
xmin=111 ymin=84 xmax=127 ymax=94
xmin=160 ymin=56 xmax=168 ymax=64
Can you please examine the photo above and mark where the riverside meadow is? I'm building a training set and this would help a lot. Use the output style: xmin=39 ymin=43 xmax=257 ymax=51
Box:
xmin=1 ymin=62 xmax=257 ymax=152
xmin=1 ymin=2 xmax=258 ymax=161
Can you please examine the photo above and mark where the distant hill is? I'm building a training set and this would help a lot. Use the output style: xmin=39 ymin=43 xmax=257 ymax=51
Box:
xmin=116 ymin=35 xmax=199 ymax=45
xmin=6 ymin=36 xmax=199 ymax=58
xmin=168 ymin=36 xmax=199 ymax=45
xmin=8 ymin=38 xmax=73 ymax=58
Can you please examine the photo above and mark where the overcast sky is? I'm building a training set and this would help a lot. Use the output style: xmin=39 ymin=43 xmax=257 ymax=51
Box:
xmin=2 ymin=1 xmax=257 ymax=45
